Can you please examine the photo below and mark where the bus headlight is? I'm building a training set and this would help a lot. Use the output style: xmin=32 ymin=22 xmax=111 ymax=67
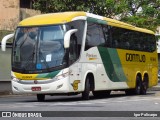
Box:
xmin=11 ymin=76 xmax=20 ymax=82
xmin=54 ymin=72 xmax=69 ymax=81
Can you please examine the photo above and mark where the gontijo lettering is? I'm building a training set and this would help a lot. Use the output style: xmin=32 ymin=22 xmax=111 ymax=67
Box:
xmin=126 ymin=53 xmax=146 ymax=62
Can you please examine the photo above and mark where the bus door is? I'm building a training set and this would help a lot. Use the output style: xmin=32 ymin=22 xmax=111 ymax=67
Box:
xmin=69 ymin=34 xmax=82 ymax=91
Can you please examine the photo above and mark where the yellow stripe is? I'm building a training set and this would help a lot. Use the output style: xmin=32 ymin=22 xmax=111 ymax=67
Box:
xmin=89 ymin=58 xmax=97 ymax=60
xmin=14 ymin=72 xmax=39 ymax=80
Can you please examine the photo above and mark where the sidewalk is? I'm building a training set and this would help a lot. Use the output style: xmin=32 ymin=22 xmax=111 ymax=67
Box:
xmin=149 ymin=84 xmax=160 ymax=91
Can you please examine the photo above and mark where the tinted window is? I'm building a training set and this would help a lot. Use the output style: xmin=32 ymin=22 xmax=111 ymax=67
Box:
xmin=102 ymin=26 xmax=156 ymax=52
xmin=85 ymin=22 xmax=105 ymax=50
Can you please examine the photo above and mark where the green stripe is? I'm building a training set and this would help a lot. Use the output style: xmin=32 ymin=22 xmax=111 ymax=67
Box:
xmin=87 ymin=17 xmax=107 ymax=25
xmin=37 ymin=70 xmax=60 ymax=79
xmin=98 ymin=47 xmax=127 ymax=82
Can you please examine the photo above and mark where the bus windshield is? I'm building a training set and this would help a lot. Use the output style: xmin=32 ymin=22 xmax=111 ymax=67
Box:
xmin=12 ymin=25 xmax=66 ymax=73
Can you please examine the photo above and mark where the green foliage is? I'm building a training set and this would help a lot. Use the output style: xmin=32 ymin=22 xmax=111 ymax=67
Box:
xmin=121 ymin=0 xmax=160 ymax=31
xmin=33 ymin=0 xmax=160 ymax=32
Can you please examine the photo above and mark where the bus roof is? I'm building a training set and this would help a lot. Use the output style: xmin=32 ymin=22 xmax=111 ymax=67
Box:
xmin=18 ymin=12 xmax=86 ymax=26
xmin=18 ymin=11 xmax=154 ymax=35
xmin=104 ymin=17 xmax=154 ymax=34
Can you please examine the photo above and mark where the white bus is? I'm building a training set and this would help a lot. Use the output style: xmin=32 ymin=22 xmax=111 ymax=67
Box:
xmin=1 ymin=12 xmax=158 ymax=101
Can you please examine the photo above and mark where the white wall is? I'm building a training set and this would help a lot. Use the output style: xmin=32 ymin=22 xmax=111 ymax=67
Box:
xmin=0 ymin=48 xmax=11 ymax=81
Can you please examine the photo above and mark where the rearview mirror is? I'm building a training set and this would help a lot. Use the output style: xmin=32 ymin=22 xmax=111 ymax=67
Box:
xmin=1 ymin=33 xmax=14 ymax=51
xmin=64 ymin=29 xmax=78 ymax=48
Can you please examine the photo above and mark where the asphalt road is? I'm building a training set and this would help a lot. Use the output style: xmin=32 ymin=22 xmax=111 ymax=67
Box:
xmin=0 ymin=89 xmax=160 ymax=120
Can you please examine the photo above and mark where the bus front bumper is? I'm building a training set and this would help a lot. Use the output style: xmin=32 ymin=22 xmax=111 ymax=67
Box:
xmin=11 ymin=77 xmax=72 ymax=94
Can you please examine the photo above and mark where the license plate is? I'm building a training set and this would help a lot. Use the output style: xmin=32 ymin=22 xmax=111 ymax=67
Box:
xmin=31 ymin=87 xmax=41 ymax=91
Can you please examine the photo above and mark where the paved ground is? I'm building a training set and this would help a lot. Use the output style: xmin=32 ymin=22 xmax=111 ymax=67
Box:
xmin=0 ymin=90 xmax=160 ymax=120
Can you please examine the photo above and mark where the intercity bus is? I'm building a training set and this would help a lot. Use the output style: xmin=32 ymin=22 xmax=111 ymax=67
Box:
xmin=1 ymin=12 xmax=158 ymax=101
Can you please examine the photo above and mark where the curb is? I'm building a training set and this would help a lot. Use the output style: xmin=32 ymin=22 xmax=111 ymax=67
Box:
xmin=0 ymin=91 xmax=12 ymax=96
xmin=149 ymin=86 xmax=160 ymax=91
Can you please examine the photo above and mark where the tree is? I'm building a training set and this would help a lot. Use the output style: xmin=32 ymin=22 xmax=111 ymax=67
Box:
xmin=33 ymin=0 xmax=128 ymax=17
xmin=33 ymin=0 xmax=160 ymax=31
xmin=122 ymin=0 xmax=160 ymax=31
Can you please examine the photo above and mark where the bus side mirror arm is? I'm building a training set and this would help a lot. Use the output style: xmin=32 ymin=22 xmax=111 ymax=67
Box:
xmin=1 ymin=33 xmax=14 ymax=51
xmin=64 ymin=29 xmax=78 ymax=48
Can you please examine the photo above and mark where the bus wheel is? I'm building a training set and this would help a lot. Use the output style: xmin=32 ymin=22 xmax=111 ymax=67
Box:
xmin=37 ymin=94 xmax=45 ymax=102
xmin=125 ymin=76 xmax=141 ymax=95
xmin=134 ymin=76 xmax=142 ymax=95
xmin=92 ymin=90 xmax=111 ymax=98
xmin=140 ymin=80 xmax=148 ymax=95
xmin=82 ymin=77 xmax=90 ymax=100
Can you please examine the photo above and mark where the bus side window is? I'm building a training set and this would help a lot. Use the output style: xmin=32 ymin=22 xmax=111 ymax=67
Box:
xmin=102 ymin=25 xmax=112 ymax=47
xmin=66 ymin=20 xmax=85 ymax=60
xmin=85 ymin=22 xmax=105 ymax=51
xmin=111 ymin=27 xmax=121 ymax=48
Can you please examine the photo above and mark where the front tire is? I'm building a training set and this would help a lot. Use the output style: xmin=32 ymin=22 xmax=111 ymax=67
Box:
xmin=37 ymin=94 xmax=45 ymax=102
xmin=82 ymin=77 xmax=90 ymax=100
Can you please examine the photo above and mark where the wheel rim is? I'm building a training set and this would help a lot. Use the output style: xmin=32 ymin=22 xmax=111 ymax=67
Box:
xmin=136 ymin=77 xmax=141 ymax=95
